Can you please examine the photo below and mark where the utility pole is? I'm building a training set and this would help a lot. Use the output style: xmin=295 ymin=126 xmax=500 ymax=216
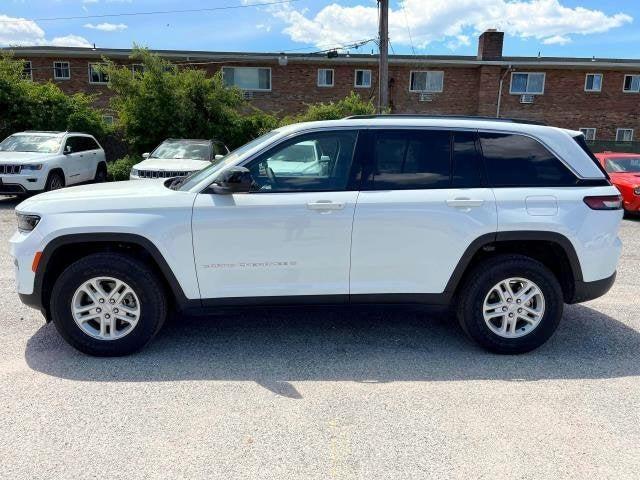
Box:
xmin=377 ymin=0 xmax=389 ymax=113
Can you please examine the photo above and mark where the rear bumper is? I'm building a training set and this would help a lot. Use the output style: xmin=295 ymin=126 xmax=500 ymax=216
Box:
xmin=568 ymin=271 xmax=616 ymax=304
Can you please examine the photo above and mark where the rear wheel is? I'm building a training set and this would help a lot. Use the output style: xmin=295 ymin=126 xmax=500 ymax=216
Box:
xmin=44 ymin=171 xmax=65 ymax=191
xmin=456 ymin=255 xmax=563 ymax=354
xmin=50 ymin=253 xmax=167 ymax=356
xmin=94 ymin=162 xmax=107 ymax=183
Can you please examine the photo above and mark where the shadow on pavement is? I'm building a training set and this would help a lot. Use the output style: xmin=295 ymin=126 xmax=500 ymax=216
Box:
xmin=24 ymin=303 xmax=640 ymax=397
xmin=0 ymin=196 xmax=21 ymax=210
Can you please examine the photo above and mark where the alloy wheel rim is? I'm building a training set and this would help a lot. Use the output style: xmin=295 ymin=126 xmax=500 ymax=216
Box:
xmin=50 ymin=176 xmax=63 ymax=190
xmin=482 ymin=277 xmax=545 ymax=339
xmin=71 ymin=276 xmax=141 ymax=341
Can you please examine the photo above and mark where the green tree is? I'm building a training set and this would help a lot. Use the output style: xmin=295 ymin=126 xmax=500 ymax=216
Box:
xmin=282 ymin=91 xmax=377 ymax=125
xmin=0 ymin=53 xmax=106 ymax=141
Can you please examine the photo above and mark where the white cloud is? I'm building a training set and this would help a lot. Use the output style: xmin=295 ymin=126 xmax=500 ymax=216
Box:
xmin=82 ymin=0 xmax=99 ymax=4
xmin=0 ymin=14 xmax=91 ymax=47
xmin=256 ymin=23 xmax=272 ymax=33
xmin=267 ymin=0 xmax=632 ymax=51
xmin=84 ymin=22 xmax=128 ymax=32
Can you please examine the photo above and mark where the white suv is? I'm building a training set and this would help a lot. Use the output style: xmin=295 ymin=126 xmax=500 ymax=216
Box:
xmin=11 ymin=116 xmax=622 ymax=356
xmin=0 ymin=131 xmax=106 ymax=196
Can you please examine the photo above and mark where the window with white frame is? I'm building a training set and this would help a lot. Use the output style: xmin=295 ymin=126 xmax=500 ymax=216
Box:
xmin=53 ymin=61 xmax=70 ymax=80
xmin=623 ymin=75 xmax=640 ymax=93
xmin=88 ymin=63 xmax=109 ymax=84
xmin=354 ymin=69 xmax=372 ymax=88
xmin=510 ymin=72 xmax=545 ymax=94
xmin=222 ymin=67 xmax=271 ymax=91
xmin=317 ymin=68 xmax=334 ymax=87
xmin=616 ymin=129 xmax=634 ymax=142
xmin=102 ymin=115 xmax=114 ymax=125
xmin=409 ymin=71 xmax=444 ymax=92
xmin=579 ymin=128 xmax=596 ymax=141
xmin=22 ymin=60 xmax=32 ymax=81
xmin=584 ymin=73 xmax=602 ymax=92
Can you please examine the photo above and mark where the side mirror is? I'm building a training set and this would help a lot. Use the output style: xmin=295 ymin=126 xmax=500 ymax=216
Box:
xmin=319 ymin=155 xmax=330 ymax=163
xmin=209 ymin=166 xmax=253 ymax=194
xmin=142 ymin=152 xmax=150 ymax=159
xmin=214 ymin=154 xmax=225 ymax=161
xmin=64 ymin=145 xmax=72 ymax=154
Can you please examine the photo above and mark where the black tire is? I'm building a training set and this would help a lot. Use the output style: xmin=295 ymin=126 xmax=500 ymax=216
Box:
xmin=94 ymin=162 xmax=107 ymax=183
xmin=44 ymin=171 xmax=65 ymax=191
xmin=50 ymin=252 xmax=167 ymax=356
xmin=456 ymin=254 xmax=563 ymax=354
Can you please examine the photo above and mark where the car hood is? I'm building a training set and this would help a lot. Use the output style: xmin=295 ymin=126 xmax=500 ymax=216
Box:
xmin=17 ymin=178 xmax=194 ymax=215
xmin=133 ymin=158 xmax=211 ymax=172
xmin=608 ymin=172 xmax=640 ymax=184
xmin=0 ymin=151 xmax=56 ymax=163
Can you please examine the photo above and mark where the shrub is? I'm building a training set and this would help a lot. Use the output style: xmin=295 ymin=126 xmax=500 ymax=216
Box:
xmin=282 ymin=91 xmax=376 ymax=125
xmin=107 ymin=155 xmax=138 ymax=181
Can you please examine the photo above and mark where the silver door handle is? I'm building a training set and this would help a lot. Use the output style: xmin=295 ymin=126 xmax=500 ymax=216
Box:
xmin=307 ymin=201 xmax=345 ymax=211
xmin=446 ymin=198 xmax=484 ymax=208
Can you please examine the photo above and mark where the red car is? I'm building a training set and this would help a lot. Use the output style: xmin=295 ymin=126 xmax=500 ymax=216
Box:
xmin=595 ymin=152 xmax=640 ymax=214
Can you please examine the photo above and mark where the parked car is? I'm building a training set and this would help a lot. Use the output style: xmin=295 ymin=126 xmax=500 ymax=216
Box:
xmin=0 ymin=131 xmax=106 ymax=196
xmin=595 ymin=152 xmax=640 ymax=215
xmin=11 ymin=116 xmax=622 ymax=356
xmin=129 ymin=138 xmax=229 ymax=180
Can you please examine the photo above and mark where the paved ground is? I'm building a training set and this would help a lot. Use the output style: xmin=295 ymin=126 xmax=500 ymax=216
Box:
xmin=0 ymin=196 xmax=639 ymax=480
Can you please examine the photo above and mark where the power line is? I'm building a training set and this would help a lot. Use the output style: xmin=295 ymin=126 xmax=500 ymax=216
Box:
xmin=401 ymin=2 xmax=416 ymax=55
xmin=0 ymin=0 xmax=302 ymax=23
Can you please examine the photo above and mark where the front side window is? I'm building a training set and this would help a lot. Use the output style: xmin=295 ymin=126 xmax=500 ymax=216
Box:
xmin=151 ymin=140 xmax=211 ymax=160
xmin=479 ymin=133 xmax=577 ymax=187
xmin=363 ymin=130 xmax=450 ymax=190
xmin=409 ymin=71 xmax=444 ymax=92
xmin=88 ymin=63 xmax=109 ymax=84
xmin=54 ymin=61 xmax=70 ymax=80
xmin=616 ymin=129 xmax=634 ymax=142
xmin=354 ymin=69 xmax=372 ymax=88
xmin=64 ymin=137 xmax=86 ymax=154
xmin=584 ymin=73 xmax=602 ymax=92
xmin=510 ymin=72 xmax=545 ymax=95
xmin=317 ymin=69 xmax=334 ymax=87
xmin=623 ymin=75 xmax=640 ymax=93
xmin=0 ymin=134 xmax=61 ymax=154
xmin=579 ymin=128 xmax=596 ymax=141
xmin=245 ymin=131 xmax=358 ymax=192
xmin=222 ymin=67 xmax=271 ymax=91
xmin=604 ymin=156 xmax=640 ymax=173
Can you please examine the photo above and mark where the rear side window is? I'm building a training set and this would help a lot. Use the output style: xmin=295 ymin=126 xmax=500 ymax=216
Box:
xmin=81 ymin=137 xmax=100 ymax=151
xmin=479 ymin=133 xmax=577 ymax=187
xmin=452 ymin=132 xmax=483 ymax=188
xmin=364 ymin=130 xmax=450 ymax=190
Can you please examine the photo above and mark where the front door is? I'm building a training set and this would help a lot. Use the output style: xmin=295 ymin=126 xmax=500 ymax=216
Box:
xmin=62 ymin=137 xmax=85 ymax=184
xmin=349 ymin=129 xmax=497 ymax=298
xmin=192 ymin=129 xmax=362 ymax=301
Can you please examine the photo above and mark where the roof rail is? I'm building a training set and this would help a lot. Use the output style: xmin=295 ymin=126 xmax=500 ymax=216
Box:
xmin=342 ymin=114 xmax=547 ymax=126
xmin=21 ymin=130 xmax=66 ymax=133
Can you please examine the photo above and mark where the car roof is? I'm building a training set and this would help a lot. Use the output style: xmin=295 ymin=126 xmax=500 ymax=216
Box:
xmin=14 ymin=131 xmax=95 ymax=137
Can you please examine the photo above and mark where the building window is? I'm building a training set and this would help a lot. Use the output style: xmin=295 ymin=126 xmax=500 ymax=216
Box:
xmin=409 ymin=71 xmax=444 ymax=92
xmin=88 ymin=63 xmax=109 ymax=84
xmin=616 ymin=129 xmax=634 ymax=142
xmin=53 ymin=61 xmax=71 ymax=80
xmin=222 ymin=67 xmax=271 ymax=91
xmin=354 ymin=69 xmax=372 ymax=88
xmin=102 ymin=115 xmax=114 ymax=125
xmin=579 ymin=128 xmax=596 ymax=141
xmin=584 ymin=73 xmax=602 ymax=92
xmin=131 ymin=64 xmax=145 ymax=76
xmin=317 ymin=69 xmax=334 ymax=87
xmin=22 ymin=60 xmax=32 ymax=81
xmin=510 ymin=72 xmax=545 ymax=95
xmin=623 ymin=75 xmax=640 ymax=93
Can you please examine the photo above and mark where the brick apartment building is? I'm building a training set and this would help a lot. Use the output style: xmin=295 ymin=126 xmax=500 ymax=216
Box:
xmin=5 ymin=30 xmax=640 ymax=143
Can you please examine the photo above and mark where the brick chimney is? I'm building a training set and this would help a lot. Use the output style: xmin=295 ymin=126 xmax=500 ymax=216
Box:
xmin=477 ymin=29 xmax=504 ymax=61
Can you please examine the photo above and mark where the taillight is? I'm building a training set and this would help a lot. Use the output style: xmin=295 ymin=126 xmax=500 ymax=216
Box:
xmin=583 ymin=195 xmax=622 ymax=210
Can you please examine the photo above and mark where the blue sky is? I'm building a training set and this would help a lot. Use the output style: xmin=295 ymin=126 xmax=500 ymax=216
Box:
xmin=1 ymin=0 xmax=638 ymax=58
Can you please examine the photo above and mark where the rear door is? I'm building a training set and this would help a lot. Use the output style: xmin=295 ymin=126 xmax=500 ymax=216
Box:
xmin=349 ymin=129 xmax=497 ymax=298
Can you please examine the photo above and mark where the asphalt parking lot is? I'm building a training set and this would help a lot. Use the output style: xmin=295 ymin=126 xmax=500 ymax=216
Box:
xmin=1 ymin=196 xmax=639 ymax=480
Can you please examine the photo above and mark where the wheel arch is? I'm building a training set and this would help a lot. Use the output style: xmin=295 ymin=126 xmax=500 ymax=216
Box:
xmin=33 ymin=233 xmax=192 ymax=319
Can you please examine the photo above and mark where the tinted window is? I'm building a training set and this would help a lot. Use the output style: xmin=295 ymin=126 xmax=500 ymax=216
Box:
xmin=64 ymin=137 xmax=85 ymax=153
xmin=364 ymin=130 xmax=450 ymax=190
xmin=479 ymin=133 xmax=577 ymax=187
xmin=452 ymin=132 xmax=483 ymax=188
xmin=246 ymin=131 xmax=358 ymax=192
xmin=81 ymin=137 xmax=100 ymax=151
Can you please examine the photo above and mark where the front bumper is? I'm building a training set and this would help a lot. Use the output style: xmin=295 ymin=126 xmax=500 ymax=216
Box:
xmin=0 ymin=173 xmax=46 ymax=194
xmin=567 ymin=271 xmax=616 ymax=304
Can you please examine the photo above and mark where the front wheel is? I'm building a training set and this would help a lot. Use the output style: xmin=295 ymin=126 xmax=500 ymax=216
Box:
xmin=456 ymin=255 xmax=563 ymax=354
xmin=50 ymin=253 xmax=167 ymax=356
xmin=44 ymin=171 xmax=65 ymax=191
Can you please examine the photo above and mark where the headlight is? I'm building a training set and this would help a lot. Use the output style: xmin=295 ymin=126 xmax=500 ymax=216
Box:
xmin=16 ymin=213 xmax=40 ymax=233
xmin=21 ymin=164 xmax=43 ymax=171
xmin=634 ymin=187 xmax=640 ymax=195
xmin=131 ymin=168 xmax=139 ymax=176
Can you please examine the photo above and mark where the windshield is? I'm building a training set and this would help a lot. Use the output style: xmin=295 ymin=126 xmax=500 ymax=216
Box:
xmin=0 ymin=135 xmax=62 ymax=154
xmin=151 ymin=140 xmax=211 ymax=160
xmin=604 ymin=156 xmax=640 ymax=173
xmin=175 ymin=130 xmax=281 ymax=191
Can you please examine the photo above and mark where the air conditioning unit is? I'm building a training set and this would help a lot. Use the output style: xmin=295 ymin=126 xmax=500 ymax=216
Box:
xmin=243 ymin=90 xmax=254 ymax=100
xmin=419 ymin=93 xmax=433 ymax=102
xmin=520 ymin=94 xmax=535 ymax=104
